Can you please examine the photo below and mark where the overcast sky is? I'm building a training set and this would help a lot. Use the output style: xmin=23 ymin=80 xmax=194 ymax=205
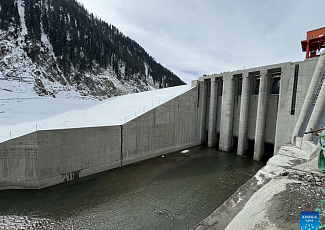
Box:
xmin=77 ymin=0 xmax=325 ymax=84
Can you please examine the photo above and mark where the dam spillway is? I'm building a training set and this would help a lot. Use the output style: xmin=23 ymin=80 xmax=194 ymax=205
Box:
xmin=197 ymin=55 xmax=325 ymax=160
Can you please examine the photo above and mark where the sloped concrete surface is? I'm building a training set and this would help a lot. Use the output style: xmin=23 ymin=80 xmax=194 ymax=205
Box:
xmin=193 ymin=144 xmax=325 ymax=230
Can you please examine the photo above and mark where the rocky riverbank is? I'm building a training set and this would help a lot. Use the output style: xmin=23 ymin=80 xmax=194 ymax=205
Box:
xmin=193 ymin=137 xmax=325 ymax=229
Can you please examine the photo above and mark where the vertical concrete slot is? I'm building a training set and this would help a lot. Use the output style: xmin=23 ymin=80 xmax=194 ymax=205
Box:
xmin=290 ymin=64 xmax=299 ymax=115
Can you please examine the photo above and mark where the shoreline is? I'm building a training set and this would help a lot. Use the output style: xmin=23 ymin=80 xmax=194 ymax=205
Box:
xmin=193 ymin=138 xmax=323 ymax=229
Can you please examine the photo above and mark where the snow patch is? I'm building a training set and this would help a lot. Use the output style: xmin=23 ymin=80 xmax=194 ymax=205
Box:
xmin=254 ymin=171 xmax=265 ymax=185
xmin=17 ymin=0 xmax=28 ymax=36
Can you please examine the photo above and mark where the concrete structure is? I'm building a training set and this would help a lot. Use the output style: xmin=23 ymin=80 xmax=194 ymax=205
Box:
xmin=0 ymin=126 xmax=122 ymax=189
xmin=192 ymin=54 xmax=325 ymax=230
xmin=237 ymin=72 xmax=250 ymax=156
xmin=198 ymin=80 xmax=208 ymax=143
xmin=253 ymin=70 xmax=268 ymax=161
xmin=200 ymin=55 xmax=324 ymax=160
xmin=0 ymin=87 xmax=202 ymax=190
xmin=207 ymin=78 xmax=219 ymax=147
xmin=303 ymin=55 xmax=325 ymax=141
xmin=219 ymin=73 xmax=235 ymax=152
xmin=293 ymin=54 xmax=325 ymax=141
xmin=122 ymin=87 xmax=201 ymax=165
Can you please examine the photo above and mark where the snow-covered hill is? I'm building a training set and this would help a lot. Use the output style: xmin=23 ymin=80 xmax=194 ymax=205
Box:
xmin=0 ymin=0 xmax=184 ymax=99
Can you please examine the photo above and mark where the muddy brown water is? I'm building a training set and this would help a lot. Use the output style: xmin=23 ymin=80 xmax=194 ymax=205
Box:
xmin=0 ymin=145 xmax=264 ymax=230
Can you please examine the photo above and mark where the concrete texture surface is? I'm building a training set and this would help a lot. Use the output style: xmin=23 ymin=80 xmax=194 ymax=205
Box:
xmin=294 ymin=54 xmax=325 ymax=141
xmin=198 ymin=80 xmax=208 ymax=143
xmin=254 ymin=71 xmax=268 ymax=161
xmin=0 ymin=126 xmax=122 ymax=190
xmin=122 ymin=87 xmax=201 ymax=166
xmin=207 ymin=78 xmax=218 ymax=147
xmin=219 ymin=73 xmax=235 ymax=152
xmin=237 ymin=72 xmax=250 ymax=156
xmin=304 ymin=55 xmax=325 ymax=141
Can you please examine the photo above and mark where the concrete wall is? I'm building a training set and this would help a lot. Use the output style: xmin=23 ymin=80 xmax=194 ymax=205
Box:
xmin=122 ymin=87 xmax=201 ymax=165
xmin=0 ymin=132 xmax=38 ymax=189
xmin=0 ymin=87 xmax=201 ymax=190
xmin=0 ymin=126 xmax=122 ymax=190
xmin=37 ymin=127 xmax=122 ymax=188
xmin=275 ymin=59 xmax=318 ymax=152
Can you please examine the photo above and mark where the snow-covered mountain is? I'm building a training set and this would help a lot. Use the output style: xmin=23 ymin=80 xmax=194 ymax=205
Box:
xmin=0 ymin=0 xmax=185 ymax=99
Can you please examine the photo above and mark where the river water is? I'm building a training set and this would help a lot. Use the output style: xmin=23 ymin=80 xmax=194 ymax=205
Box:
xmin=0 ymin=145 xmax=264 ymax=230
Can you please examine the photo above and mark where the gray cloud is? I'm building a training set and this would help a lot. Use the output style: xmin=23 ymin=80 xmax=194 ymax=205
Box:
xmin=78 ymin=0 xmax=325 ymax=84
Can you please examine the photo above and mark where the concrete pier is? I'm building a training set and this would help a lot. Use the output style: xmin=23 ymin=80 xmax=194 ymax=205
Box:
xmin=254 ymin=71 xmax=269 ymax=161
xmin=207 ymin=77 xmax=219 ymax=147
xmin=273 ymin=63 xmax=290 ymax=154
xmin=237 ymin=71 xmax=250 ymax=156
xmin=219 ymin=73 xmax=235 ymax=152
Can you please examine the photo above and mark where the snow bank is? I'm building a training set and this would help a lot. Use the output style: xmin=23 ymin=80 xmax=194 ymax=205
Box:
xmin=0 ymin=85 xmax=192 ymax=143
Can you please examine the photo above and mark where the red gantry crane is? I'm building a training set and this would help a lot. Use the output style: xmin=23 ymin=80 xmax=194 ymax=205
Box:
xmin=301 ymin=27 xmax=325 ymax=59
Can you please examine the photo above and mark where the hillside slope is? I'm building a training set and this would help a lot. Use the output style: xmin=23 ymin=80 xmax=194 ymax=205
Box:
xmin=0 ymin=0 xmax=185 ymax=99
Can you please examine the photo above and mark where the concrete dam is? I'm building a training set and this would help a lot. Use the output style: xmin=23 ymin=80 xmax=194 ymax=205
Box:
xmin=198 ymin=55 xmax=325 ymax=161
xmin=1 ymin=53 xmax=325 ymax=190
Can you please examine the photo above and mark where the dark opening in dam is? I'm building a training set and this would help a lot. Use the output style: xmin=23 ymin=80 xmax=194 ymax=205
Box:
xmin=0 ymin=145 xmax=264 ymax=230
xmin=239 ymin=140 xmax=274 ymax=162
xmin=263 ymin=143 xmax=275 ymax=162
xmin=231 ymin=136 xmax=238 ymax=152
